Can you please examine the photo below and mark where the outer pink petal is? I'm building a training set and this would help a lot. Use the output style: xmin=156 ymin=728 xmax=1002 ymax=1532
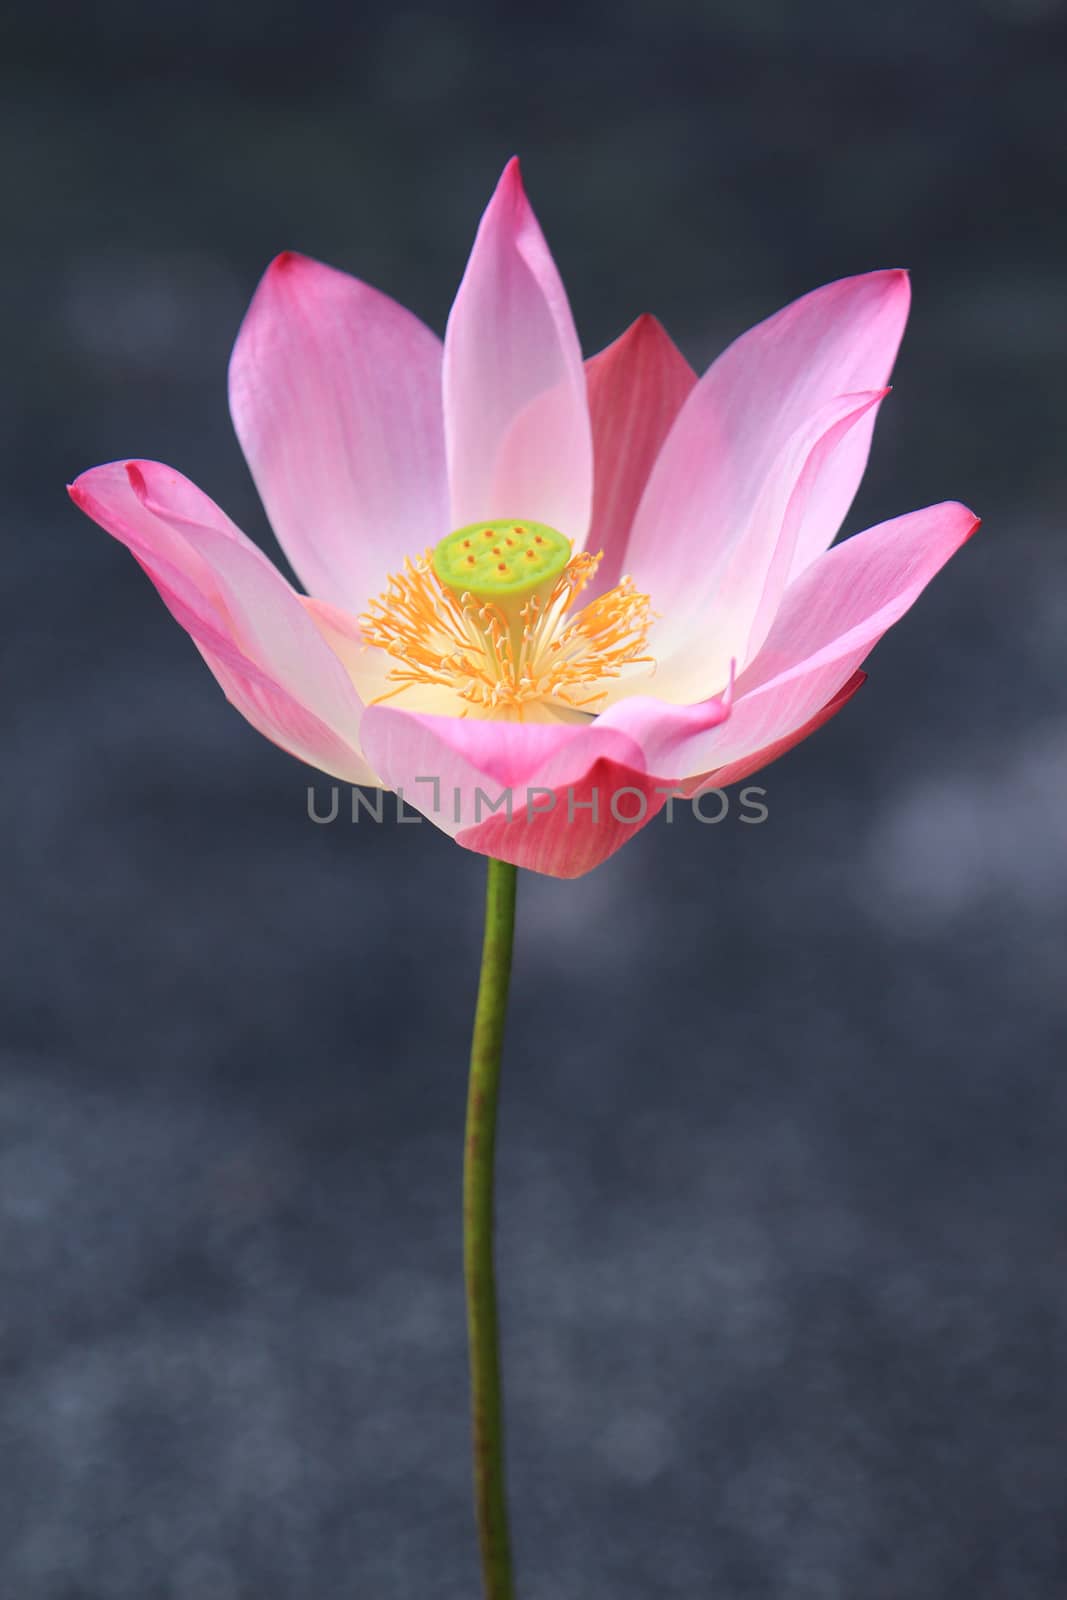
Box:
xmin=359 ymin=708 xmax=658 ymax=877
xmin=596 ymin=683 xmax=733 ymax=779
xmin=358 ymin=686 xmax=731 ymax=878
xmin=679 ymin=671 xmax=867 ymax=795
xmin=191 ymin=645 xmax=375 ymax=782
xmin=456 ymin=760 xmax=670 ymax=877
xmin=69 ymin=460 xmax=376 ymax=783
xmin=669 ymin=501 xmax=979 ymax=782
xmin=624 ymin=270 xmax=910 ymax=628
xmin=229 ymin=251 xmax=448 ymax=613
xmin=358 ymin=711 xmax=638 ymax=829
xmin=443 ymin=158 xmax=592 ymax=541
xmin=650 ymin=389 xmax=888 ymax=700
xmin=583 ymin=315 xmax=696 ymax=599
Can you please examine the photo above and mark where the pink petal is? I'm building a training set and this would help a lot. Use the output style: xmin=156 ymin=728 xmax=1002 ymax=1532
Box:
xmin=358 ymin=711 xmax=629 ymax=823
xmin=679 ymin=670 xmax=866 ymax=795
xmin=597 ymin=682 xmax=734 ymax=778
xmin=229 ymin=251 xmax=448 ymax=613
xmin=650 ymin=389 xmax=889 ymax=700
xmin=443 ymin=159 xmax=592 ymax=541
xmin=301 ymin=595 xmax=400 ymax=707
xmin=583 ymin=314 xmax=696 ymax=599
xmin=359 ymin=706 xmax=657 ymax=876
xmin=456 ymin=761 xmax=670 ymax=878
xmin=192 ymin=644 xmax=377 ymax=783
xmin=358 ymin=685 xmax=731 ymax=877
xmin=69 ymin=460 xmax=375 ymax=783
xmin=669 ymin=500 xmax=979 ymax=782
xmin=624 ymin=270 xmax=910 ymax=637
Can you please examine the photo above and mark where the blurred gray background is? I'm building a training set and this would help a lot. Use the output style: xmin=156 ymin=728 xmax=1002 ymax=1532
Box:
xmin=4 ymin=0 xmax=1067 ymax=1595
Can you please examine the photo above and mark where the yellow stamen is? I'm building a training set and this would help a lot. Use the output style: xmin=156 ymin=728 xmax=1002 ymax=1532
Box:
xmin=359 ymin=547 xmax=655 ymax=720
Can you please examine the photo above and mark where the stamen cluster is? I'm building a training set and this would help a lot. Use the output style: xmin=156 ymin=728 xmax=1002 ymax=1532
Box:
xmin=360 ymin=549 xmax=654 ymax=719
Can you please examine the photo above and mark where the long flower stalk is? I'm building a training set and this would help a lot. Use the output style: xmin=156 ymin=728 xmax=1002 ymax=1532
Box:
xmin=464 ymin=857 xmax=518 ymax=1598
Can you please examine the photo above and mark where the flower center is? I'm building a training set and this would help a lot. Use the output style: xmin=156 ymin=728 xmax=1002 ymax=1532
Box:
xmin=359 ymin=519 xmax=655 ymax=720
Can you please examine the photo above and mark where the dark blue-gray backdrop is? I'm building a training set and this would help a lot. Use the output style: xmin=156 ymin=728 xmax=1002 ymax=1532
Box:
xmin=5 ymin=1 xmax=1066 ymax=1595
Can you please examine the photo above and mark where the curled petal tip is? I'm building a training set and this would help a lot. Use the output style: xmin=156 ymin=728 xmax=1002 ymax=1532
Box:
xmin=889 ymin=267 xmax=911 ymax=301
xmin=262 ymin=251 xmax=309 ymax=284
xmin=850 ymin=266 xmax=911 ymax=311
xmin=942 ymin=502 xmax=981 ymax=542
xmin=493 ymin=156 xmax=527 ymax=208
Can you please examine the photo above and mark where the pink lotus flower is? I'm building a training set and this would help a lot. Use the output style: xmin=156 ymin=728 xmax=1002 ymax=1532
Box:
xmin=69 ymin=160 xmax=977 ymax=879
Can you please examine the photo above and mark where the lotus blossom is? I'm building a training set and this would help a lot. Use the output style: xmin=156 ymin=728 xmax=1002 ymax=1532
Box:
xmin=69 ymin=159 xmax=977 ymax=879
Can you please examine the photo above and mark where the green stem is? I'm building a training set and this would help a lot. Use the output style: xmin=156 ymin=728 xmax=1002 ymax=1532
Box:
xmin=464 ymin=856 xmax=518 ymax=1600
